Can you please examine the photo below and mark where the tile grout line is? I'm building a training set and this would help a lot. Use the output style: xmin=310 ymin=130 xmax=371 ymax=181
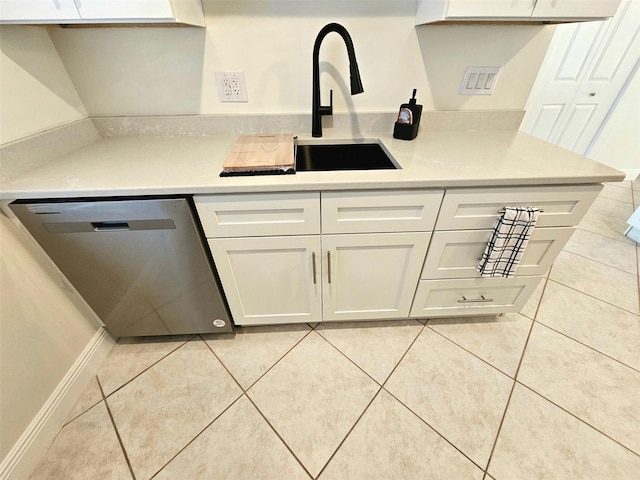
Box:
xmin=545 ymin=276 xmax=640 ymax=317
xmin=482 ymin=274 xmax=550 ymax=475
xmin=201 ymin=332 xmax=315 ymax=479
xmin=313 ymin=321 xmax=430 ymax=478
xmin=380 ymin=386 xmax=486 ymax=473
xmin=534 ymin=321 xmax=640 ymax=374
xmin=96 ymin=376 xmax=137 ymax=480
xmin=147 ymin=394 xmax=245 ymax=480
xmin=376 ymin=322 xmax=490 ymax=473
xmin=102 ymin=334 xmax=196 ymax=398
xmin=514 ymin=382 xmax=640 ymax=459
xmin=314 ymin=387 xmax=384 ymax=479
xmin=242 ymin=394 xmax=315 ymax=480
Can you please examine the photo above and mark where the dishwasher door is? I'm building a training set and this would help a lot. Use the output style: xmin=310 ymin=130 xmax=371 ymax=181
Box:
xmin=10 ymin=197 xmax=233 ymax=337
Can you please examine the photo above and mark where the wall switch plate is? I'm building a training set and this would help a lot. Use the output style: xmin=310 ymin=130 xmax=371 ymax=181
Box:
xmin=215 ymin=71 xmax=248 ymax=102
xmin=460 ymin=66 xmax=501 ymax=95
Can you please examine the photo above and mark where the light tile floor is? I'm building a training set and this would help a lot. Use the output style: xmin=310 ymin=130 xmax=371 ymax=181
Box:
xmin=30 ymin=181 xmax=640 ymax=480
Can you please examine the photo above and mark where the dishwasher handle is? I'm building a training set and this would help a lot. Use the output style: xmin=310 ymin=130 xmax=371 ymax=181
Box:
xmin=92 ymin=221 xmax=130 ymax=231
xmin=43 ymin=219 xmax=176 ymax=234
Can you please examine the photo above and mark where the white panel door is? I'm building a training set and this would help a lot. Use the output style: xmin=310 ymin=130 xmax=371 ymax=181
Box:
xmin=521 ymin=0 xmax=640 ymax=155
xmin=209 ymin=236 xmax=322 ymax=326
xmin=0 ymin=0 xmax=80 ymax=22
xmin=321 ymin=232 xmax=430 ymax=322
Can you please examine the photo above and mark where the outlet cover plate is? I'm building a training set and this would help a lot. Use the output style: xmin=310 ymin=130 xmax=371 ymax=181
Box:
xmin=215 ymin=71 xmax=248 ymax=102
xmin=460 ymin=66 xmax=501 ymax=95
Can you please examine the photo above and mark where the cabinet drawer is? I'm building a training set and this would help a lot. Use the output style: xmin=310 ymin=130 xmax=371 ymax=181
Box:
xmin=322 ymin=189 xmax=444 ymax=234
xmin=421 ymin=227 xmax=575 ymax=279
xmin=410 ymin=277 xmax=542 ymax=318
xmin=436 ymin=185 xmax=601 ymax=230
xmin=195 ymin=192 xmax=320 ymax=238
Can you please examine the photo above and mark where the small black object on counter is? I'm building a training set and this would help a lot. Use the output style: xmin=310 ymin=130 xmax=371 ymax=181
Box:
xmin=393 ymin=89 xmax=422 ymax=140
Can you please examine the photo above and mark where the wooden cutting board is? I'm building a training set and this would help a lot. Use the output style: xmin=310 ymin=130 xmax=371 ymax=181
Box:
xmin=222 ymin=134 xmax=295 ymax=173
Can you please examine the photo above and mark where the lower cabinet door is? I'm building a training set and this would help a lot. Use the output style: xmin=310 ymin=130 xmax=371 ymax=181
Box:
xmin=209 ymin=236 xmax=322 ymax=326
xmin=410 ymin=276 xmax=542 ymax=318
xmin=322 ymin=232 xmax=431 ymax=321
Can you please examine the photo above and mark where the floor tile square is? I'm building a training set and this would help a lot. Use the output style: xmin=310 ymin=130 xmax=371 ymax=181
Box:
xmin=29 ymin=402 xmax=131 ymax=480
xmin=316 ymin=320 xmax=423 ymax=383
xmin=385 ymin=328 xmax=512 ymax=467
xmin=154 ymin=395 xmax=309 ymax=480
xmin=489 ymin=384 xmax=640 ymax=479
xmin=518 ymin=323 xmax=640 ymax=454
xmin=428 ymin=313 xmax=532 ymax=377
xmin=536 ymin=280 xmax=640 ymax=370
xmin=247 ymin=332 xmax=379 ymax=477
xmin=204 ymin=324 xmax=310 ymax=389
xmin=106 ymin=338 xmax=242 ymax=479
xmin=97 ymin=335 xmax=192 ymax=395
xmin=549 ymin=250 xmax=639 ymax=314
xmin=319 ymin=390 xmax=483 ymax=479
xmin=563 ymin=228 xmax=637 ymax=274
xmin=578 ymin=196 xmax=636 ymax=244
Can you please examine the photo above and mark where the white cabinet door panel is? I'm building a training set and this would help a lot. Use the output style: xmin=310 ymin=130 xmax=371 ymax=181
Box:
xmin=411 ymin=277 xmax=542 ymax=318
xmin=322 ymin=232 xmax=430 ymax=322
xmin=321 ymin=189 xmax=443 ymax=234
xmin=209 ymin=236 xmax=321 ymax=326
xmin=422 ymin=227 xmax=575 ymax=279
xmin=77 ymin=0 xmax=173 ymax=20
xmin=532 ymin=0 xmax=621 ymax=18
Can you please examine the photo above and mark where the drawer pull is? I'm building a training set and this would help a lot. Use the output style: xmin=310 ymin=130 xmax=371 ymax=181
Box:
xmin=327 ymin=251 xmax=332 ymax=284
xmin=497 ymin=208 xmax=544 ymax=214
xmin=458 ymin=295 xmax=494 ymax=304
xmin=312 ymin=252 xmax=317 ymax=284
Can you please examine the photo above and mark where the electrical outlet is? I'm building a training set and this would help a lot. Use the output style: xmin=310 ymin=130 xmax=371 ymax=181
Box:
xmin=215 ymin=72 xmax=248 ymax=102
xmin=460 ymin=66 xmax=501 ymax=95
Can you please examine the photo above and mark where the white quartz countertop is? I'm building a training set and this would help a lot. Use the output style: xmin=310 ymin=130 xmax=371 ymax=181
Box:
xmin=0 ymin=129 xmax=624 ymax=200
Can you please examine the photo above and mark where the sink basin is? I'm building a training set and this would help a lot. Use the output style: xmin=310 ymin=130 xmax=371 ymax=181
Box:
xmin=295 ymin=142 xmax=399 ymax=171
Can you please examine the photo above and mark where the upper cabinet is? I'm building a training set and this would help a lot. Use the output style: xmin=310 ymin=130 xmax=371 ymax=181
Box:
xmin=415 ymin=0 xmax=621 ymax=24
xmin=0 ymin=0 xmax=205 ymax=26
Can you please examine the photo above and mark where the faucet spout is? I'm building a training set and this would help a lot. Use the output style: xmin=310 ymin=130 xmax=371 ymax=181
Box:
xmin=312 ymin=23 xmax=363 ymax=137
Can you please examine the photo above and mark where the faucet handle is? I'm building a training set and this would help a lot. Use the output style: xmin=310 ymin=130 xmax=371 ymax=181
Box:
xmin=319 ymin=89 xmax=333 ymax=116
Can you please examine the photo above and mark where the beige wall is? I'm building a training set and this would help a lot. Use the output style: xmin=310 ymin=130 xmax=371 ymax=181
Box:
xmin=588 ymin=66 xmax=640 ymax=178
xmin=48 ymin=0 xmax=553 ymax=116
xmin=0 ymin=212 xmax=100 ymax=459
xmin=0 ymin=26 xmax=87 ymax=145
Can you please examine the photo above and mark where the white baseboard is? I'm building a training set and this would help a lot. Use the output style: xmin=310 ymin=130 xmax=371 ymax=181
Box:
xmin=0 ymin=328 xmax=115 ymax=480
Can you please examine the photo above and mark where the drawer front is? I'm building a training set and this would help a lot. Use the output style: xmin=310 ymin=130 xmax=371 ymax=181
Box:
xmin=410 ymin=277 xmax=542 ymax=317
xmin=421 ymin=227 xmax=575 ymax=279
xmin=195 ymin=192 xmax=320 ymax=238
xmin=322 ymin=189 xmax=444 ymax=234
xmin=436 ymin=184 xmax=602 ymax=230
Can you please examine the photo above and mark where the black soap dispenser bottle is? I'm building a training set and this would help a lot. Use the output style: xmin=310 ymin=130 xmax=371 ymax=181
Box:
xmin=393 ymin=89 xmax=422 ymax=140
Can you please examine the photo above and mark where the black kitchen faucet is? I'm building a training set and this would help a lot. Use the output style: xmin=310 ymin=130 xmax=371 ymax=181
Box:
xmin=312 ymin=23 xmax=364 ymax=137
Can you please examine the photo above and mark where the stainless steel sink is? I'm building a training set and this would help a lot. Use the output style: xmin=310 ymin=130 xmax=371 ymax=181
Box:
xmin=295 ymin=141 xmax=399 ymax=171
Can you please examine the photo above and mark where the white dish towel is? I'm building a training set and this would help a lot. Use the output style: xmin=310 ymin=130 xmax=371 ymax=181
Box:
xmin=477 ymin=207 xmax=540 ymax=278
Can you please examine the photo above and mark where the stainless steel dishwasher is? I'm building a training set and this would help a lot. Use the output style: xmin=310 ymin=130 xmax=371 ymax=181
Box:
xmin=10 ymin=196 xmax=233 ymax=337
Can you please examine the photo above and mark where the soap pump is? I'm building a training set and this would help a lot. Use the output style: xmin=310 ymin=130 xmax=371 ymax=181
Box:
xmin=393 ymin=89 xmax=422 ymax=140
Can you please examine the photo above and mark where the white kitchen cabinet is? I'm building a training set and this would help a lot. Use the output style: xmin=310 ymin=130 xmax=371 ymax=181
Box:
xmin=415 ymin=0 xmax=621 ymax=24
xmin=322 ymin=233 xmax=431 ymax=322
xmin=197 ymin=190 xmax=439 ymax=326
xmin=0 ymin=0 xmax=205 ymax=26
xmin=412 ymin=184 xmax=600 ymax=318
xmin=209 ymin=235 xmax=322 ymax=326
xmin=0 ymin=0 xmax=80 ymax=22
